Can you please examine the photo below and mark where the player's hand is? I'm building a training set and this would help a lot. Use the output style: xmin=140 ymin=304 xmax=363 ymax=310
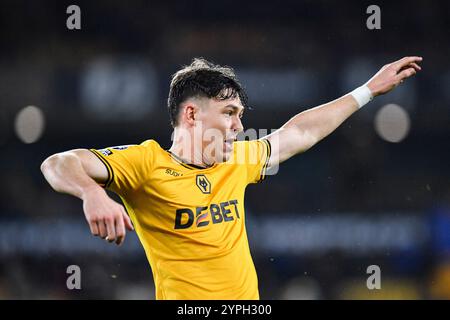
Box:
xmin=82 ymin=186 xmax=134 ymax=246
xmin=366 ymin=56 xmax=422 ymax=97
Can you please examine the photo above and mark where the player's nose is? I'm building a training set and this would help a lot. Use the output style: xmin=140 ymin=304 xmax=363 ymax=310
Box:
xmin=232 ymin=116 xmax=244 ymax=134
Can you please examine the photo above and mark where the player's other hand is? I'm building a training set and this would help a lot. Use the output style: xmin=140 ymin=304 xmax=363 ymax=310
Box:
xmin=82 ymin=186 xmax=134 ymax=245
xmin=366 ymin=56 xmax=422 ymax=97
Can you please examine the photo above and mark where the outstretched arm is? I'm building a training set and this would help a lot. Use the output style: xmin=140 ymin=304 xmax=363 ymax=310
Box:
xmin=263 ymin=56 xmax=422 ymax=167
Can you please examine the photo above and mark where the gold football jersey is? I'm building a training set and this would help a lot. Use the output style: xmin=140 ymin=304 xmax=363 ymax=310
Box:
xmin=90 ymin=138 xmax=271 ymax=299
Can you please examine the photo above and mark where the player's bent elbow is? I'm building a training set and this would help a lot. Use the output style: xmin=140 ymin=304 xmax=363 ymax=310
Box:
xmin=41 ymin=151 xmax=78 ymax=175
xmin=40 ymin=153 xmax=66 ymax=192
xmin=40 ymin=153 xmax=60 ymax=175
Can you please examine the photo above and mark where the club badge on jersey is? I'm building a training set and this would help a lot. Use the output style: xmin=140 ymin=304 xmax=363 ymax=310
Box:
xmin=196 ymin=174 xmax=211 ymax=194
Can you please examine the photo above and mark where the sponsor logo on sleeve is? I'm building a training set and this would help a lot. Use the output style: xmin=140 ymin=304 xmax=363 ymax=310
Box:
xmin=98 ymin=148 xmax=113 ymax=156
xmin=111 ymin=145 xmax=132 ymax=150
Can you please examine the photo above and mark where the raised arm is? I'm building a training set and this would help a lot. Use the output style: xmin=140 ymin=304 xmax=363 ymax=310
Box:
xmin=40 ymin=149 xmax=134 ymax=245
xmin=263 ymin=56 xmax=422 ymax=167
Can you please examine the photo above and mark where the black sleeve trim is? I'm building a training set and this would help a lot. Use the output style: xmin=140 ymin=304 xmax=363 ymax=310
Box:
xmin=258 ymin=139 xmax=272 ymax=183
xmin=89 ymin=149 xmax=115 ymax=188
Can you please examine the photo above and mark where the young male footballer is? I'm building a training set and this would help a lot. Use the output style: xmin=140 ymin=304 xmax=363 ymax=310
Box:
xmin=41 ymin=56 xmax=422 ymax=299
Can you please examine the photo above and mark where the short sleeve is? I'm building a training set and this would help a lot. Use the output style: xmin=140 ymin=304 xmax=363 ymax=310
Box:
xmin=232 ymin=139 xmax=272 ymax=185
xmin=89 ymin=140 xmax=154 ymax=195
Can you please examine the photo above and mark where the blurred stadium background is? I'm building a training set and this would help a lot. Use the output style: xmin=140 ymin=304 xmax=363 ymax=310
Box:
xmin=1 ymin=0 xmax=450 ymax=299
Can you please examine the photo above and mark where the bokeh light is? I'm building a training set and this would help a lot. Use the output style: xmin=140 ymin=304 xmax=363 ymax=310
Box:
xmin=374 ymin=103 xmax=411 ymax=143
xmin=14 ymin=105 xmax=45 ymax=144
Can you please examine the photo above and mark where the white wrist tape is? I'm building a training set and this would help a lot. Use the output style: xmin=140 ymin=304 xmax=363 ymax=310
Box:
xmin=350 ymin=85 xmax=374 ymax=109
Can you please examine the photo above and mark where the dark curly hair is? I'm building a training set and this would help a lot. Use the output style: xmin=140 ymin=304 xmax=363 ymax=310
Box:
xmin=167 ymin=58 xmax=248 ymax=127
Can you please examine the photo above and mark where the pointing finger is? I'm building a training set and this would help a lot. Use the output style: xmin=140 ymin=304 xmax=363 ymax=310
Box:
xmin=394 ymin=56 xmax=423 ymax=72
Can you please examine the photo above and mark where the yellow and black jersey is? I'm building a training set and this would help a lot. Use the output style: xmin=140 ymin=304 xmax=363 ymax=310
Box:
xmin=90 ymin=139 xmax=271 ymax=300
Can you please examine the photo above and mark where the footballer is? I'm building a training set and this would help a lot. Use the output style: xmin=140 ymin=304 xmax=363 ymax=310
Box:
xmin=41 ymin=56 xmax=422 ymax=299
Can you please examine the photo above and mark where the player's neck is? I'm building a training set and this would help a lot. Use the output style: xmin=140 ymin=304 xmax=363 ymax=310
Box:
xmin=169 ymin=128 xmax=215 ymax=168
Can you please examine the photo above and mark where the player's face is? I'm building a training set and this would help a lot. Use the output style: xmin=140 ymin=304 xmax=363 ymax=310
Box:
xmin=196 ymin=96 xmax=244 ymax=163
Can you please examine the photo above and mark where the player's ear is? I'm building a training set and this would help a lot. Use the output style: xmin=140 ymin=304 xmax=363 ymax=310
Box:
xmin=181 ymin=103 xmax=196 ymax=126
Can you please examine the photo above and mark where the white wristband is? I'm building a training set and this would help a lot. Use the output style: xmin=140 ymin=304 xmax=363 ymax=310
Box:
xmin=350 ymin=85 xmax=374 ymax=109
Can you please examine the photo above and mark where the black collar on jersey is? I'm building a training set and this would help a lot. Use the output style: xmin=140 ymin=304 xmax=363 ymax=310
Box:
xmin=165 ymin=150 xmax=215 ymax=170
